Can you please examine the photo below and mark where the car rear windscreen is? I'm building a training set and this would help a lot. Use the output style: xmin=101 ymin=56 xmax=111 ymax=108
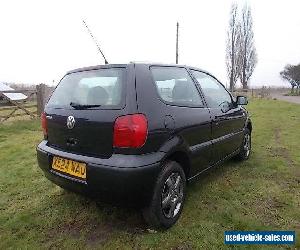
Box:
xmin=47 ymin=68 xmax=125 ymax=109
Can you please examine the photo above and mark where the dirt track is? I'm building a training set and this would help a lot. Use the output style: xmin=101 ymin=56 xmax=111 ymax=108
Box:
xmin=270 ymin=92 xmax=300 ymax=104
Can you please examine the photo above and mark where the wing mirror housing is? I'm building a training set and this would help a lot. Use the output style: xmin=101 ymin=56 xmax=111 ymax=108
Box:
xmin=236 ymin=96 xmax=248 ymax=105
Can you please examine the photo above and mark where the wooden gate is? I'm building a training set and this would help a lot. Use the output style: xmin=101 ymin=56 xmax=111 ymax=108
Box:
xmin=0 ymin=84 xmax=54 ymax=123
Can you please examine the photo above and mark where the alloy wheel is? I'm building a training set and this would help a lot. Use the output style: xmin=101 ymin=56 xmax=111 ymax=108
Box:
xmin=244 ymin=133 xmax=251 ymax=157
xmin=161 ymin=172 xmax=184 ymax=218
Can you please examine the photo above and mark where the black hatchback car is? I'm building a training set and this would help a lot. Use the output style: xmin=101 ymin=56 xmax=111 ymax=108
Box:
xmin=37 ymin=63 xmax=252 ymax=229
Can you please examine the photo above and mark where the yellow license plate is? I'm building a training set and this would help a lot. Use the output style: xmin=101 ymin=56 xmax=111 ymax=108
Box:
xmin=52 ymin=156 xmax=86 ymax=179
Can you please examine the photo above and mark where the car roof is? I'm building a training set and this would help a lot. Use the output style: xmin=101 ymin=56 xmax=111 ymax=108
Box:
xmin=67 ymin=64 xmax=128 ymax=74
xmin=67 ymin=62 xmax=210 ymax=76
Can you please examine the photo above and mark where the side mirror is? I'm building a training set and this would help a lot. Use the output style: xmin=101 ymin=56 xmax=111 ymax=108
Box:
xmin=236 ymin=96 xmax=248 ymax=105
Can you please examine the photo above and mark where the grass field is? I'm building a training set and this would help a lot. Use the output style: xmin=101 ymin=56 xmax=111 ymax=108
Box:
xmin=0 ymin=99 xmax=299 ymax=249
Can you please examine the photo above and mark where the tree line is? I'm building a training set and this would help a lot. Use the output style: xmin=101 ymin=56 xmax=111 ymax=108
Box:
xmin=226 ymin=2 xmax=257 ymax=92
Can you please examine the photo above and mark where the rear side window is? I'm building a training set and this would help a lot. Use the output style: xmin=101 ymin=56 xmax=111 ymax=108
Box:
xmin=151 ymin=67 xmax=203 ymax=106
xmin=47 ymin=68 xmax=125 ymax=109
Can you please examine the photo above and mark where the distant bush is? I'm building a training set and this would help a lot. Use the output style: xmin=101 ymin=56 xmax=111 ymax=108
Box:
xmin=284 ymin=92 xmax=300 ymax=96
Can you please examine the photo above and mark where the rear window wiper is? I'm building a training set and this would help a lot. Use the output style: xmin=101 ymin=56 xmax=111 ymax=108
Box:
xmin=70 ymin=102 xmax=101 ymax=109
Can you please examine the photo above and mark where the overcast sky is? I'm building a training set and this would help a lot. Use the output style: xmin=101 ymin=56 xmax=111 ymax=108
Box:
xmin=0 ymin=0 xmax=299 ymax=87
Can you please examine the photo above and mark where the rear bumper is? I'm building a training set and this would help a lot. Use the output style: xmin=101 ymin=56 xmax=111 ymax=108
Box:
xmin=36 ymin=141 xmax=164 ymax=206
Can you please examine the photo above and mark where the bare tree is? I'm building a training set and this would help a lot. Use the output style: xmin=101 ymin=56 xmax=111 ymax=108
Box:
xmin=238 ymin=4 xmax=257 ymax=89
xmin=226 ymin=2 xmax=240 ymax=92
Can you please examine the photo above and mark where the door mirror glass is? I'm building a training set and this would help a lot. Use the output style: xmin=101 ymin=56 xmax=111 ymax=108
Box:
xmin=236 ymin=96 xmax=248 ymax=105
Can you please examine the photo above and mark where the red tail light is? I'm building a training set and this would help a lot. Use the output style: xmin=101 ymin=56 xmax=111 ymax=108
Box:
xmin=113 ymin=114 xmax=148 ymax=148
xmin=41 ymin=112 xmax=48 ymax=137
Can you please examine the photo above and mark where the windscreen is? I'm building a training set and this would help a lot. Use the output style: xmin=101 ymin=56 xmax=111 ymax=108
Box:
xmin=47 ymin=68 xmax=125 ymax=108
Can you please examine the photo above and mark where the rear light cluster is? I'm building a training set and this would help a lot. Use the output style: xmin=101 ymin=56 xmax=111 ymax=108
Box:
xmin=113 ymin=114 xmax=148 ymax=148
xmin=41 ymin=112 xmax=48 ymax=137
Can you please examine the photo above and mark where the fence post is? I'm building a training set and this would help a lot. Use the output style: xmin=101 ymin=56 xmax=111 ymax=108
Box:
xmin=36 ymin=84 xmax=54 ymax=116
xmin=36 ymin=84 xmax=46 ymax=116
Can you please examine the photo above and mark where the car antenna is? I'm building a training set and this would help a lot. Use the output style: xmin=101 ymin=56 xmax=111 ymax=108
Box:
xmin=82 ymin=19 xmax=109 ymax=64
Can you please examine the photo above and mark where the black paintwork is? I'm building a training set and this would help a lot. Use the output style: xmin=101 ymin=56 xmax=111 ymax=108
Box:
xmin=37 ymin=62 xmax=252 ymax=206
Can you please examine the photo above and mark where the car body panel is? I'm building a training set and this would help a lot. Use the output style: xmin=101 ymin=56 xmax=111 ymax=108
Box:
xmin=209 ymin=107 xmax=246 ymax=162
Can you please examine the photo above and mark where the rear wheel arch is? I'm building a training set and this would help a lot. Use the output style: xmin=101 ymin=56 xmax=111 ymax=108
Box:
xmin=163 ymin=151 xmax=191 ymax=180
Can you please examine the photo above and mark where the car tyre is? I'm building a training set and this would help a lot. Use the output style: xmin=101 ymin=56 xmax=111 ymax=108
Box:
xmin=236 ymin=128 xmax=251 ymax=161
xmin=143 ymin=161 xmax=186 ymax=230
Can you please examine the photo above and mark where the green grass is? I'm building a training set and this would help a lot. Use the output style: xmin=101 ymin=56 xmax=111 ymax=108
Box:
xmin=0 ymin=99 xmax=299 ymax=249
